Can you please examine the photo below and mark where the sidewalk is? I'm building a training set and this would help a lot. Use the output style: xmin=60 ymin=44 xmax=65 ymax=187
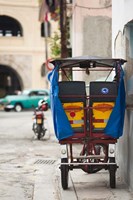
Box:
xmin=47 ymin=110 xmax=133 ymax=200
xmin=56 ymin=167 xmax=133 ymax=200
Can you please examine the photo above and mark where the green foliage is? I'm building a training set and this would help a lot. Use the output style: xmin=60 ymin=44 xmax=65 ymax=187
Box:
xmin=50 ymin=32 xmax=61 ymax=58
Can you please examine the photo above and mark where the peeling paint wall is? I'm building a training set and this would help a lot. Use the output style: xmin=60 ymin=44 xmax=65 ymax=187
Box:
xmin=82 ymin=16 xmax=111 ymax=57
xmin=72 ymin=0 xmax=112 ymax=81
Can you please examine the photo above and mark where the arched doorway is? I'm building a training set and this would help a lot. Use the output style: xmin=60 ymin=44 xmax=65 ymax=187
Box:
xmin=0 ymin=65 xmax=23 ymax=98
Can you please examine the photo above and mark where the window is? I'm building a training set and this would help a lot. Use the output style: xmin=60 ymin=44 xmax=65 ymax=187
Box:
xmin=41 ymin=63 xmax=46 ymax=77
xmin=41 ymin=22 xmax=51 ymax=37
xmin=37 ymin=91 xmax=49 ymax=96
xmin=66 ymin=0 xmax=72 ymax=3
xmin=29 ymin=91 xmax=38 ymax=96
xmin=0 ymin=15 xmax=23 ymax=37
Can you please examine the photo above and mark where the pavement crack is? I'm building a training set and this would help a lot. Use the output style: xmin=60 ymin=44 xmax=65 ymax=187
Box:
xmin=0 ymin=158 xmax=16 ymax=164
xmin=70 ymin=173 xmax=79 ymax=200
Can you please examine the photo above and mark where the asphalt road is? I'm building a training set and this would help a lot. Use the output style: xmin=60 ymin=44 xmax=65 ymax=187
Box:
xmin=0 ymin=110 xmax=133 ymax=200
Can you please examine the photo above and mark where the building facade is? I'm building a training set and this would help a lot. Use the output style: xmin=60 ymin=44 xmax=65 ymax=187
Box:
xmin=112 ymin=0 xmax=133 ymax=191
xmin=0 ymin=0 xmax=57 ymax=97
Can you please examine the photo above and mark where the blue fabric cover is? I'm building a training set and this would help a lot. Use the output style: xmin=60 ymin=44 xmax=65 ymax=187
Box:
xmin=104 ymin=66 xmax=126 ymax=138
xmin=48 ymin=66 xmax=74 ymax=140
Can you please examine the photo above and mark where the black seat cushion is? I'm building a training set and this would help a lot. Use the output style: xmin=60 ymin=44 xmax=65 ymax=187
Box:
xmin=59 ymin=81 xmax=86 ymax=104
xmin=89 ymin=81 xmax=117 ymax=105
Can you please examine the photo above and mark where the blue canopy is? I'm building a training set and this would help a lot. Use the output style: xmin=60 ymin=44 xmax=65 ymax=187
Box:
xmin=104 ymin=65 xmax=126 ymax=138
xmin=48 ymin=65 xmax=74 ymax=140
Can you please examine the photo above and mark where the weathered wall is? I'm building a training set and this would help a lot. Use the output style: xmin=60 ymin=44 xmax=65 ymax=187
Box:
xmin=73 ymin=0 xmax=112 ymax=57
xmin=83 ymin=16 xmax=111 ymax=57
xmin=112 ymin=0 xmax=133 ymax=190
xmin=72 ymin=0 xmax=112 ymax=82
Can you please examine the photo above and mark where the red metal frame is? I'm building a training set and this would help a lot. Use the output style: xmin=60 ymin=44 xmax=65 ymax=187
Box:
xmin=58 ymin=64 xmax=121 ymax=169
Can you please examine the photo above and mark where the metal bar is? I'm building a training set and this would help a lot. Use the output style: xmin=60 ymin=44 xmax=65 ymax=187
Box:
xmin=70 ymin=144 xmax=73 ymax=162
xmin=73 ymin=155 xmax=105 ymax=159
xmin=44 ymin=21 xmax=48 ymax=60
xmin=59 ymin=162 xmax=117 ymax=165
xmin=59 ymin=69 xmax=115 ymax=71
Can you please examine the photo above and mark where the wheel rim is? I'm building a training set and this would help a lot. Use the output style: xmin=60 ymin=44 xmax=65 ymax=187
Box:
xmin=15 ymin=104 xmax=22 ymax=112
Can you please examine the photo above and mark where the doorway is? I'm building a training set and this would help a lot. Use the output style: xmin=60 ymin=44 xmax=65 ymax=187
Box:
xmin=0 ymin=65 xmax=23 ymax=98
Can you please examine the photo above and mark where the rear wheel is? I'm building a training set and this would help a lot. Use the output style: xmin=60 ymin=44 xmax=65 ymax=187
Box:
xmin=14 ymin=104 xmax=22 ymax=112
xmin=37 ymin=134 xmax=41 ymax=140
xmin=80 ymin=144 xmax=108 ymax=173
xmin=61 ymin=158 xmax=69 ymax=190
xmin=37 ymin=125 xmax=42 ymax=140
xmin=109 ymin=157 xmax=116 ymax=188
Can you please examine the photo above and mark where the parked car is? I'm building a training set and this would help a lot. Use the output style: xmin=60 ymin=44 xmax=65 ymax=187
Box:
xmin=0 ymin=89 xmax=50 ymax=112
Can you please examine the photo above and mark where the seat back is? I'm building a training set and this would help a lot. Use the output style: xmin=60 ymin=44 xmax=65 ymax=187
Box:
xmin=89 ymin=81 xmax=117 ymax=132
xmin=59 ymin=81 xmax=86 ymax=104
xmin=89 ymin=81 xmax=117 ymax=105
xmin=59 ymin=81 xmax=86 ymax=133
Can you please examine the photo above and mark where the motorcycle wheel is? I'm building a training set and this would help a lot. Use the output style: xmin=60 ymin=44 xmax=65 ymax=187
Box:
xmin=37 ymin=124 xmax=42 ymax=140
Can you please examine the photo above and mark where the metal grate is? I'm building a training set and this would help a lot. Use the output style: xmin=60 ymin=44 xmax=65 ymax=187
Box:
xmin=34 ymin=159 xmax=56 ymax=165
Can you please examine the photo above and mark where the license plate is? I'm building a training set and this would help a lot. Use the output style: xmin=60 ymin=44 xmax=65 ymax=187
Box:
xmin=37 ymin=119 xmax=42 ymax=124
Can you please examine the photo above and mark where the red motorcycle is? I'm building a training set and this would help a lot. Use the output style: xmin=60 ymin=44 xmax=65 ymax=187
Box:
xmin=32 ymin=99 xmax=48 ymax=140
